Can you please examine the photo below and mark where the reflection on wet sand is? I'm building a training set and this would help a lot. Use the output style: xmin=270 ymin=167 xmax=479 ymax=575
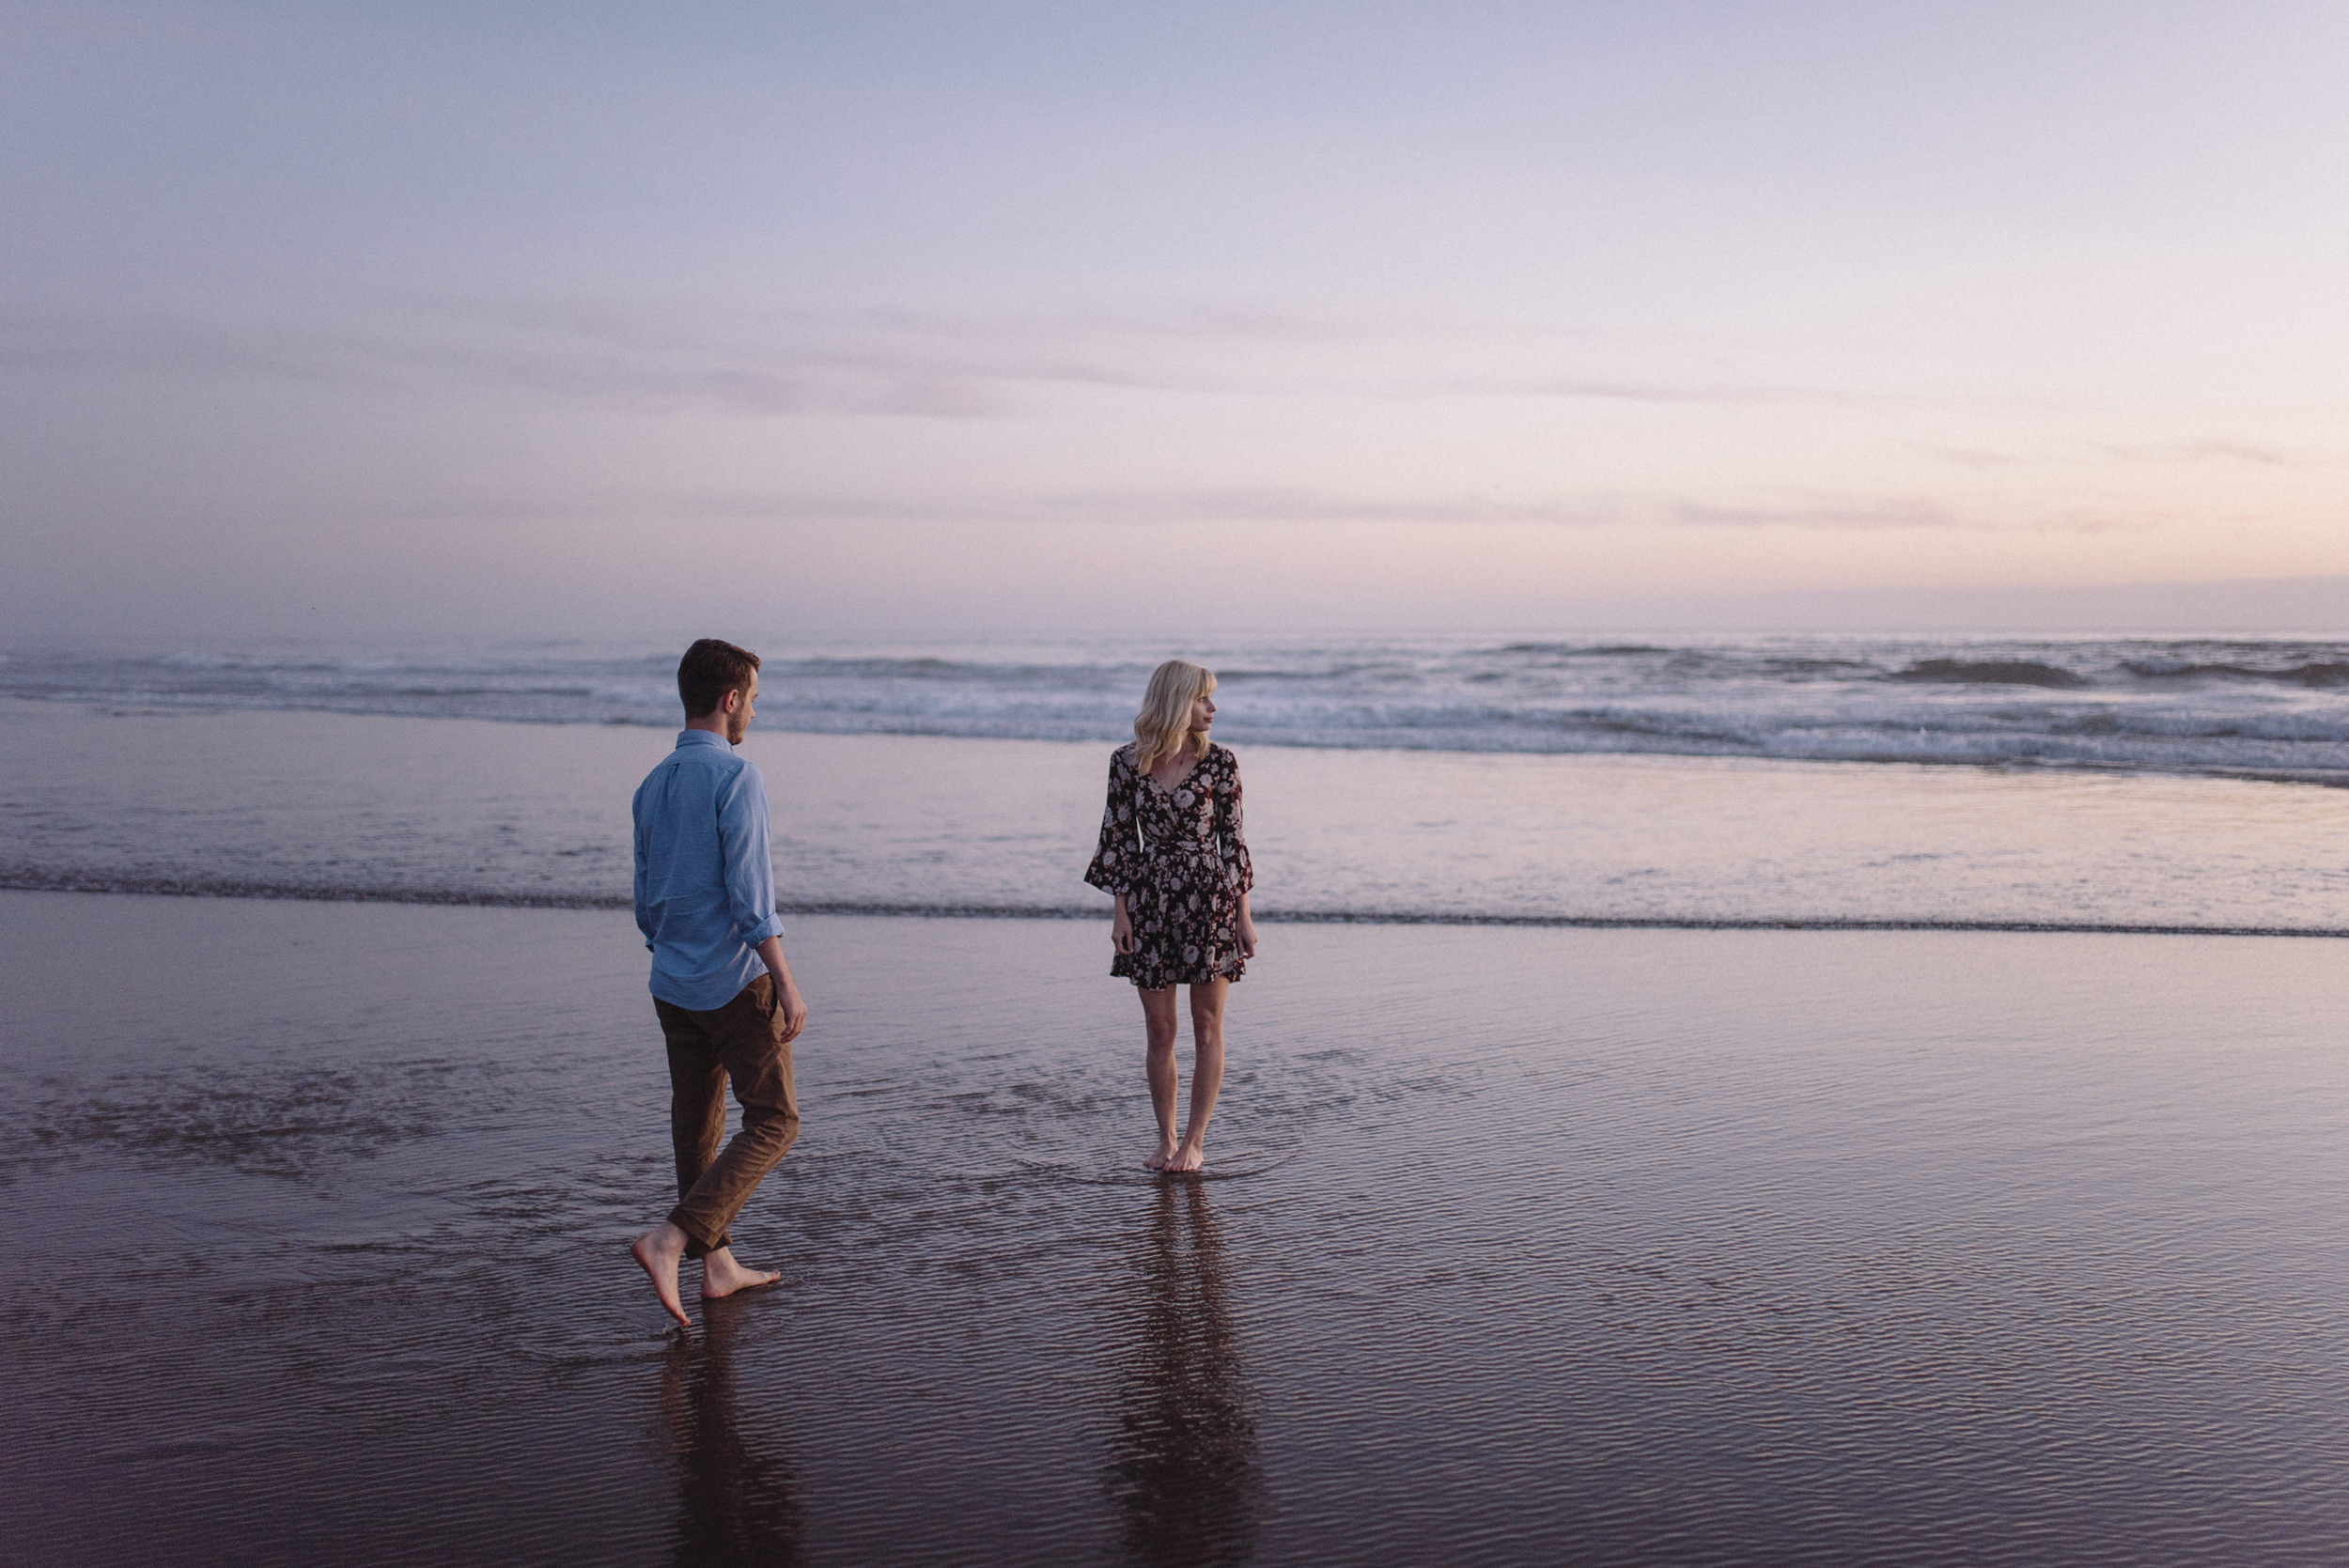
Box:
xmin=659 ymin=1305 xmax=801 ymax=1568
xmin=1105 ymin=1179 xmax=1263 ymax=1568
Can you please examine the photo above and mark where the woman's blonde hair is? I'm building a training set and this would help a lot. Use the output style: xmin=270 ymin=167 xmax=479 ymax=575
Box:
xmin=1132 ymin=659 xmax=1217 ymax=776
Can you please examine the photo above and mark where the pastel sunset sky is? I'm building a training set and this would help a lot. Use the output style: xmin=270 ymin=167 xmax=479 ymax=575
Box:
xmin=6 ymin=1 xmax=2345 ymax=638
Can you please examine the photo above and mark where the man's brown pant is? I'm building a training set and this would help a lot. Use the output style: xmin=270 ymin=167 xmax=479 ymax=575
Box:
xmin=654 ymin=973 xmax=801 ymax=1260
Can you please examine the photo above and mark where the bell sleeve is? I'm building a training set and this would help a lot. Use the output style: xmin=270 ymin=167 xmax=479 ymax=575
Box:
xmin=1083 ymin=751 xmax=1138 ymax=896
xmin=1214 ymin=752 xmax=1254 ymax=894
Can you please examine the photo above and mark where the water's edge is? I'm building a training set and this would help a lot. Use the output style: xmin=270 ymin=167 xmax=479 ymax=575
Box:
xmin=8 ymin=872 xmax=2341 ymax=939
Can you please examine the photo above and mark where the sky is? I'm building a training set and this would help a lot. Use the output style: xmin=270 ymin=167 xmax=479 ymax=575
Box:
xmin=4 ymin=0 xmax=2347 ymax=640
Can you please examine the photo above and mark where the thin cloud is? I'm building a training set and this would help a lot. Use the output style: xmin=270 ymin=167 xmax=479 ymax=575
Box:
xmin=0 ymin=312 xmax=1026 ymax=419
xmin=10 ymin=303 xmax=2261 ymax=445
xmin=1447 ymin=377 xmax=1877 ymax=409
xmin=1671 ymin=499 xmax=1961 ymax=531
xmin=5 ymin=302 xmax=1893 ymax=415
xmin=1927 ymin=445 xmax=2030 ymax=470
xmin=1929 ymin=438 xmax=2321 ymax=472
xmin=0 ymin=316 xmax=400 ymax=387
xmin=403 ymin=486 xmax=2065 ymax=534
xmin=2018 ymin=510 xmax=2160 ymax=536
xmin=2095 ymin=439 xmax=2308 ymax=468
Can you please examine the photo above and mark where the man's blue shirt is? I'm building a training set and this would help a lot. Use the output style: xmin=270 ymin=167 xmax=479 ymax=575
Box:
xmin=632 ymin=730 xmax=786 ymax=1011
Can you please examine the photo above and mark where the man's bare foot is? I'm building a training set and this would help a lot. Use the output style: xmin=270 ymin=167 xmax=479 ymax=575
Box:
xmin=1164 ymin=1142 xmax=1205 ymax=1174
xmin=701 ymin=1246 xmax=781 ymax=1299
xmin=630 ymin=1222 xmax=692 ymax=1327
xmin=1144 ymin=1136 xmax=1178 ymax=1171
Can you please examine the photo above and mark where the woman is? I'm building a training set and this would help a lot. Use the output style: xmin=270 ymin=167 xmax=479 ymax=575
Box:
xmin=1085 ymin=659 xmax=1259 ymax=1174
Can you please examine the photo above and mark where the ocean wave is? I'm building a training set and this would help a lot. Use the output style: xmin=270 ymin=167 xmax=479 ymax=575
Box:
xmin=6 ymin=633 xmax=2348 ymax=783
xmin=1886 ymin=660 xmax=2090 ymax=689
xmin=2121 ymin=660 xmax=2349 ymax=688
xmin=1497 ymin=642 xmax=1675 ymax=657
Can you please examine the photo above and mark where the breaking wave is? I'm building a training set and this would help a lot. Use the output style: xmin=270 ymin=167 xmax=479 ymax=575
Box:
xmin=5 ymin=633 xmax=2347 ymax=784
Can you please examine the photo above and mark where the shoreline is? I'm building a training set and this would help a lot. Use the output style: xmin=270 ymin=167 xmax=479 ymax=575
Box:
xmin=10 ymin=702 xmax=2347 ymax=934
xmin=7 ymin=872 xmax=2345 ymax=939
xmin=15 ymin=696 xmax=2349 ymax=792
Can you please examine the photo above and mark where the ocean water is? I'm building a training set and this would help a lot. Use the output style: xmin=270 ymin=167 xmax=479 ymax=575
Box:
xmin=5 ymin=631 xmax=2348 ymax=934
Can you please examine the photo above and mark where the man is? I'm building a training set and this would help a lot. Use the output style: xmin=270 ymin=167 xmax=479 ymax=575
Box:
xmin=629 ymin=638 xmax=810 ymax=1327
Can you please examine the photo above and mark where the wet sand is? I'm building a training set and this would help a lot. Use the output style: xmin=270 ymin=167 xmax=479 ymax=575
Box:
xmin=5 ymin=891 xmax=2348 ymax=1566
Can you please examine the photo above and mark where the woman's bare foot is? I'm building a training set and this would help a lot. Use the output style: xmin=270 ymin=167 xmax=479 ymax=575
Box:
xmin=1144 ymin=1136 xmax=1179 ymax=1171
xmin=630 ymin=1223 xmax=692 ymax=1327
xmin=701 ymin=1247 xmax=781 ymax=1299
xmin=1164 ymin=1141 xmax=1205 ymax=1174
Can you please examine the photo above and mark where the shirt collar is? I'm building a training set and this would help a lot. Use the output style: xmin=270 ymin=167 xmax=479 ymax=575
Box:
xmin=674 ymin=729 xmax=731 ymax=751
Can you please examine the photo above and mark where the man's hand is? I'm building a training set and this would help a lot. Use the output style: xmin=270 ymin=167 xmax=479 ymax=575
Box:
xmin=773 ymin=975 xmax=808 ymax=1045
xmin=754 ymin=936 xmax=807 ymax=1044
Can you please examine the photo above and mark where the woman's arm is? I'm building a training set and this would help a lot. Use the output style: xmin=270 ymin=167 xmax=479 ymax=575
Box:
xmin=1084 ymin=752 xmax=1137 ymax=950
xmin=1216 ymin=753 xmax=1254 ymax=893
xmin=1219 ymin=753 xmax=1257 ymax=956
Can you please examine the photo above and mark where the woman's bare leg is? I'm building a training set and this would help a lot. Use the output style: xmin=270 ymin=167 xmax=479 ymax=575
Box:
xmin=1141 ymin=986 xmax=1180 ymax=1168
xmin=1165 ymin=978 xmax=1229 ymax=1172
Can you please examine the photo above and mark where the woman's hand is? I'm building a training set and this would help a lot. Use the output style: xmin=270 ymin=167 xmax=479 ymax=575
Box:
xmin=1237 ymin=913 xmax=1259 ymax=959
xmin=1112 ymin=895 xmax=1137 ymax=955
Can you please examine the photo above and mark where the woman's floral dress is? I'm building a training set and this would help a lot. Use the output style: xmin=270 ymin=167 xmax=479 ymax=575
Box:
xmin=1083 ymin=743 xmax=1254 ymax=988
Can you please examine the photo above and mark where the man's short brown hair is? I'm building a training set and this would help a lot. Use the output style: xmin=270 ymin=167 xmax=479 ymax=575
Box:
xmin=677 ymin=639 xmax=761 ymax=720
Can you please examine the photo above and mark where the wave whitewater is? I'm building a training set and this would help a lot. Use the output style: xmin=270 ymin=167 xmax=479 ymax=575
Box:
xmin=7 ymin=633 xmax=2349 ymax=784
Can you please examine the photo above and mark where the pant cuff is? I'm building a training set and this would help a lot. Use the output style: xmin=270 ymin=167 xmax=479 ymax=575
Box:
xmin=669 ymin=1208 xmax=729 ymax=1260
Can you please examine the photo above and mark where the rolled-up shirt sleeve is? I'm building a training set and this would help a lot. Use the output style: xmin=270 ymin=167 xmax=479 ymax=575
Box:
xmin=716 ymin=766 xmax=787 ymax=948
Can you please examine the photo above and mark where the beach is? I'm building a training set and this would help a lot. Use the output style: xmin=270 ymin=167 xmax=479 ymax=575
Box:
xmin=8 ymin=890 xmax=2348 ymax=1565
